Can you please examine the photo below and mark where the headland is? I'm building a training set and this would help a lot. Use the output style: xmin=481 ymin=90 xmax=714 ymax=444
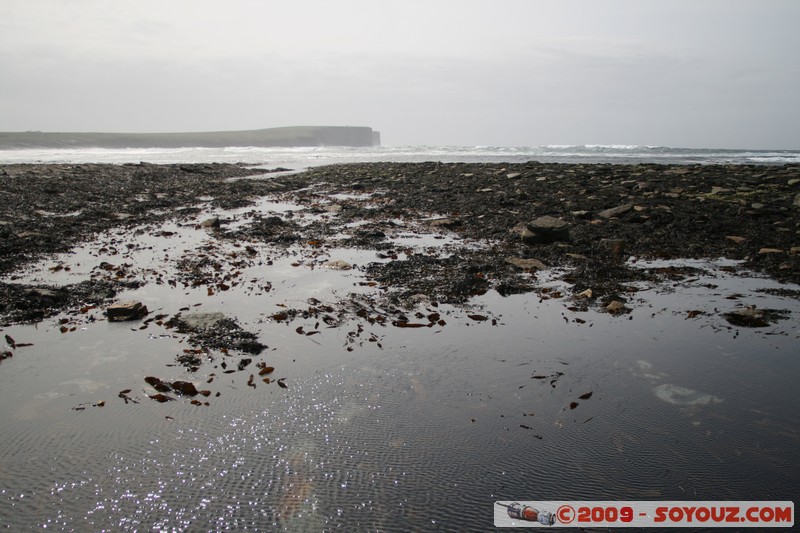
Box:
xmin=0 ymin=126 xmax=380 ymax=149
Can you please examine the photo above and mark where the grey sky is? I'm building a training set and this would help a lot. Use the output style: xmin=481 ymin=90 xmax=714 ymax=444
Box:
xmin=1 ymin=0 xmax=798 ymax=148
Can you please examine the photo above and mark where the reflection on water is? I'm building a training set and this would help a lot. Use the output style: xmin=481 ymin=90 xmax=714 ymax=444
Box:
xmin=1 ymin=202 xmax=799 ymax=531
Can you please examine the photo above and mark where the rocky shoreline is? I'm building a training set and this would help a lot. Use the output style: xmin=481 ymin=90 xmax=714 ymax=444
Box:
xmin=1 ymin=161 xmax=799 ymax=326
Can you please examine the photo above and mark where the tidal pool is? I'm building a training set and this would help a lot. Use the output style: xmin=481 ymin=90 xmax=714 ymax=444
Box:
xmin=1 ymin=197 xmax=798 ymax=531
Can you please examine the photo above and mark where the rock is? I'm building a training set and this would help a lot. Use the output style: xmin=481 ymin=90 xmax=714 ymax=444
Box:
xmin=565 ymin=253 xmax=588 ymax=260
xmin=794 ymin=193 xmax=800 ymax=208
xmin=518 ymin=216 xmax=571 ymax=244
xmin=512 ymin=224 xmax=539 ymax=244
xmin=505 ymin=257 xmax=546 ymax=271
xmin=177 ymin=312 xmax=227 ymax=331
xmin=598 ymin=203 xmax=633 ymax=219
xmin=571 ymin=210 xmax=591 ymax=219
xmin=25 ymin=287 xmax=63 ymax=301
xmin=429 ymin=218 xmax=461 ymax=230
xmin=605 ymin=300 xmax=628 ymax=314
xmin=758 ymin=248 xmax=783 ymax=254
xmin=506 ymin=172 xmax=521 ymax=179
xmin=200 ymin=217 xmax=220 ymax=228
xmin=710 ymin=186 xmax=730 ymax=195
xmin=724 ymin=307 xmax=769 ymax=328
xmin=325 ymin=259 xmax=352 ymax=270
xmin=751 ymin=203 xmax=765 ymax=210
xmin=577 ymin=289 xmax=593 ymax=299
xmin=726 ymin=235 xmax=747 ymax=244
xmin=107 ymin=300 xmax=148 ymax=322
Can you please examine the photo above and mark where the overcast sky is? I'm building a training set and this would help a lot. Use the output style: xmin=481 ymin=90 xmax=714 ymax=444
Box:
xmin=1 ymin=0 xmax=798 ymax=148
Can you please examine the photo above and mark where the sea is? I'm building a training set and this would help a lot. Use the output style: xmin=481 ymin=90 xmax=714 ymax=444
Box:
xmin=1 ymin=144 xmax=798 ymax=531
xmin=1 ymin=144 xmax=800 ymax=167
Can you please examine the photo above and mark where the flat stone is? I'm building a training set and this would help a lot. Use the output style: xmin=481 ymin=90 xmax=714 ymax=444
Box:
xmin=598 ymin=203 xmax=633 ymax=219
xmin=107 ymin=300 xmax=148 ymax=322
xmin=758 ymin=248 xmax=783 ymax=254
xmin=429 ymin=218 xmax=461 ymax=230
xmin=506 ymin=172 xmax=521 ymax=179
xmin=178 ymin=312 xmax=227 ymax=331
xmin=505 ymin=257 xmax=546 ymax=271
xmin=519 ymin=216 xmax=571 ymax=243
xmin=25 ymin=288 xmax=63 ymax=301
xmin=726 ymin=235 xmax=747 ymax=244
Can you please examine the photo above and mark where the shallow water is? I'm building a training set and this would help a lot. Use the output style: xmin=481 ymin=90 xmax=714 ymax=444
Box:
xmin=1 ymin=191 xmax=799 ymax=531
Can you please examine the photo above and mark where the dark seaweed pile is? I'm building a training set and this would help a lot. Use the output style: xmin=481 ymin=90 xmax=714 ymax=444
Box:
xmin=1 ymin=161 xmax=798 ymax=323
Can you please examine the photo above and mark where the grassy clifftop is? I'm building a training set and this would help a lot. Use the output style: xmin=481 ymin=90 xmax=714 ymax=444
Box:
xmin=0 ymin=126 xmax=380 ymax=149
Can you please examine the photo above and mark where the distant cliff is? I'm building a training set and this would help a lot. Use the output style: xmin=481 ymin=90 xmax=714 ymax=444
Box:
xmin=0 ymin=126 xmax=380 ymax=149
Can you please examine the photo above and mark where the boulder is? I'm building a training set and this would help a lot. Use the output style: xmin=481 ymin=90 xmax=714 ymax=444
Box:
xmin=107 ymin=300 xmax=148 ymax=322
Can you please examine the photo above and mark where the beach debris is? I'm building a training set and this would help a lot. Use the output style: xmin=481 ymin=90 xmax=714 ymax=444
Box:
xmin=170 ymin=381 xmax=200 ymax=396
xmin=579 ymin=391 xmax=593 ymax=400
xmin=4 ymin=334 xmax=15 ymax=348
xmin=118 ymin=389 xmax=139 ymax=404
xmin=149 ymin=393 xmax=176 ymax=403
xmin=107 ymin=300 xmax=148 ymax=322
xmin=144 ymin=376 xmax=172 ymax=393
